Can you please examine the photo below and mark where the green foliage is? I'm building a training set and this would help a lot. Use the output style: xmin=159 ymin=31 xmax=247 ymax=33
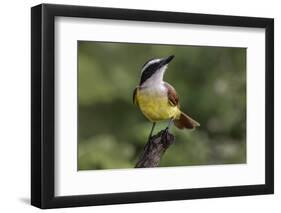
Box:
xmin=78 ymin=41 xmax=246 ymax=170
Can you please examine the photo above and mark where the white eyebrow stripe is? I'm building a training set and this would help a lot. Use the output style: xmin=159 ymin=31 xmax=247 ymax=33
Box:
xmin=141 ymin=59 xmax=161 ymax=73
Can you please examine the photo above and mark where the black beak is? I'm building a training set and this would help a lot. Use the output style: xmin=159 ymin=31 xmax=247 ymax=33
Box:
xmin=160 ymin=55 xmax=175 ymax=67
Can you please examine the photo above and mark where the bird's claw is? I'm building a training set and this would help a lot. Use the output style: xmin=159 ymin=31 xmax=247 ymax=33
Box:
xmin=162 ymin=127 xmax=170 ymax=139
xmin=164 ymin=127 xmax=170 ymax=134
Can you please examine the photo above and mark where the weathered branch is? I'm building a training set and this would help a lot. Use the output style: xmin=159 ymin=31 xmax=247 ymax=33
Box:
xmin=135 ymin=129 xmax=175 ymax=168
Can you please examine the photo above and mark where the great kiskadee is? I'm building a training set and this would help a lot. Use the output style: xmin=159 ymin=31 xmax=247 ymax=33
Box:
xmin=133 ymin=55 xmax=200 ymax=139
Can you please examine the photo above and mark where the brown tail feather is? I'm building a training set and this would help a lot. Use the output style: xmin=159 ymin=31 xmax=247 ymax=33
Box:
xmin=174 ymin=112 xmax=200 ymax=129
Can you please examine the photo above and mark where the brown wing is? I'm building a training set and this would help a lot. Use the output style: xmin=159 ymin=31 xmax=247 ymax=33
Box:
xmin=133 ymin=87 xmax=139 ymax=106
xmin=164 ymin=82 xmax=179 ymax=107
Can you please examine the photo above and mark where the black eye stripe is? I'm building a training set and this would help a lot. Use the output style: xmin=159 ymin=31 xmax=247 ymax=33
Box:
xmin=140 ymin=62 xmax=160 ymax=85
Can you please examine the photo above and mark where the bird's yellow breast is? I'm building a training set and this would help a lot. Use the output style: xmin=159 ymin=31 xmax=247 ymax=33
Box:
xmin=135 ymin=87 xmax=179 ymax=122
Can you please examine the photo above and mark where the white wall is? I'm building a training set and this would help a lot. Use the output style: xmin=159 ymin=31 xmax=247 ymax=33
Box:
xmin=0 ymin=0 xmax=279 ymax=212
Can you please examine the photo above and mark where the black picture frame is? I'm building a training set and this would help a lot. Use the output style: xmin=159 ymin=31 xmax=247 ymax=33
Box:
xmin=31 ymin=3 xmax=274 ymax=209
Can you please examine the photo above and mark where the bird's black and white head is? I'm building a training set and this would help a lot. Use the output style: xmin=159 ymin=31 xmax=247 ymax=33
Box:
xmin=139 ymin=55 xmax=174 ymax=86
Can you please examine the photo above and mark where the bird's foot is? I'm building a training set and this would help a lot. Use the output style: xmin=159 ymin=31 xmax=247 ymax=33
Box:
xmin=160 ymin=128 xmax=175 ymax=148
xmin=162 ymin=127 xmax=174 ymax=140
xmin=163 ymin=127 xmax=170 ymax=134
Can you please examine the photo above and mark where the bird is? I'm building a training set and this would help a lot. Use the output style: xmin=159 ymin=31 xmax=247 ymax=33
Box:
xmin=133 ymin=55 xmax=200 ymax=140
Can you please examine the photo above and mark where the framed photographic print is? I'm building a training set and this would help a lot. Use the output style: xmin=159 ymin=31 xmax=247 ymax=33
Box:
xmin=31 ymin=3 xmax=274 ymax=209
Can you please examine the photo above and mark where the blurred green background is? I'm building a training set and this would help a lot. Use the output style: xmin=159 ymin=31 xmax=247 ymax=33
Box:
xmin=78 ymin=41 xmax=246 ymax=170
